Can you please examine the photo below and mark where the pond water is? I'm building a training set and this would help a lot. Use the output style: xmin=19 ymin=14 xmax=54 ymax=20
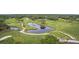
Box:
xmin=27 ymin=23 xmax=52 ymax=33
xmin=28 ymin=23 xmax=41 ymax=29
xmin=9 ymin=23 xmax=52 ymax=33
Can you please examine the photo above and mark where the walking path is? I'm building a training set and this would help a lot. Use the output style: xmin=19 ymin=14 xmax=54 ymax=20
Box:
xmin=57 ymin=31 xmax=79 ymax=43
xmin=0 ymin=35 xmax=12 ymax=41
xmin=20 ymin=31 xmax=49 ymax=35
xmin=59 ymin=38 xmax=79 ymax=43
xmin=58 ymin=31 xmax=76 ymax=40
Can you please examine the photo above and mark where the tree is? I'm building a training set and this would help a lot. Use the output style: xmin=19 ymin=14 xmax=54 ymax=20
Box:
xmin=40 ymin=19 xmax=46 ymax=29
xmin=4 ymin=18 xmax=20 ymax=27
xmin=0 ymin=20 xmax=4 ymax=24
xmin=41 ymin=35 xmax=59 ymax=44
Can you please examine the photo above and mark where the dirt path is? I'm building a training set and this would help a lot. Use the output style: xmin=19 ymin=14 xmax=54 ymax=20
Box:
xmin=20 ymin=31 xmax=49 ymax=35
xmin=0 ymin=35 xmax=12 ymax=41
xmin=57 ymin=31 xmax=79 ymax=43
xmin=58 ymin=31 xmax=76 ymax=40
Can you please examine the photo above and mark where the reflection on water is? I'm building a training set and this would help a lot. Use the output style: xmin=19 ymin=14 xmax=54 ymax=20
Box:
xmin=27 ymin=23 xmax=52 ymax=33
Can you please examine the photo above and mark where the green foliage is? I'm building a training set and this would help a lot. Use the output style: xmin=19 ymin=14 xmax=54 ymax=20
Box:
xmin=52 ymin=31 xmax=71 ymax=40
xmin=0 ymin=20 xmax=4 ymax=24
xmin=4 ymin=18 xmax=20 ymax=27
xmin=58 ymin=18 xmax=65 ymax=22
xmin=41 ymin=35 xmax=59 ymax=44
xmin=0 ymin=37 xmax=14 ymax=44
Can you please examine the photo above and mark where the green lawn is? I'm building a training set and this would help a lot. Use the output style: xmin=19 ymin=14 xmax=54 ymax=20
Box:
xmin=0 ymin=30 xmax=59 ymax=44
xmin=45 ymin=20 xmax=79 ymax=40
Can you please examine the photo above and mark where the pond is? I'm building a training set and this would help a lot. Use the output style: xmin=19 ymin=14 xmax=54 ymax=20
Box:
xmin=9 ymin=23 xmax=53 ymax=33
xmin=27 ymin=23 xmax=52 ymax=33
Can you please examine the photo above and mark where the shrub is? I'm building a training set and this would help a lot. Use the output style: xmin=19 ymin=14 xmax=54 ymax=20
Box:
xmin=41 ymin=35 xmax=59 ymax=44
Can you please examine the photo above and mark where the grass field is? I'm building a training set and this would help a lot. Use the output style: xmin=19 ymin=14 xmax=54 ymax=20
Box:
xmin=46 ymin=20 xmax=79 ymax=40
xmin=0 ymin=30 xmax=59 ymax=44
